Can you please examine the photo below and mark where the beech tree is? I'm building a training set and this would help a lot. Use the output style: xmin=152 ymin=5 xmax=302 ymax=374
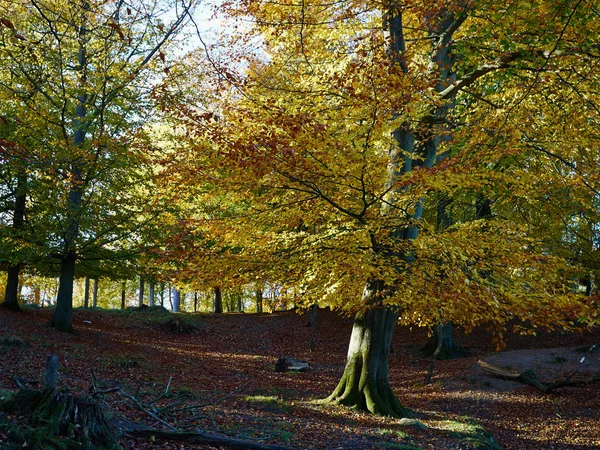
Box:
xmin=164 ymin=0 xmax=599 ymax=416
xmin=0 ymin=0 xmax=192 ymax=330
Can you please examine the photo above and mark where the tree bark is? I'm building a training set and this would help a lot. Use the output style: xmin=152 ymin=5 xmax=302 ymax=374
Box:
xmin=121 ymin=281 xmax=126 ymax=310
xmin=173 ymin=287 xmax=180 ymax=312
xmin=194 ymin=291 xmax=198 ymax=312
xmin=149 ymin=282 xmax=155 ymax=307
xmin=255 ymin=289 xmax=263 ymax=313
xmin=51 ymin=253 xmax=76 ymax=332
xmin=213 ymin=287 xmax=223 ymax=314
xmin=3 ymin=265 xmax=22 ymax=311
xmin=138 ymin=277 xmax=145 ymax=307
xmin=309 ymin=304 xmax=317 ymax=352
xmin=325 ymin=281 xmax=412 ymax=417
xmin=93 ymin=278 xmax=98 ymax=308
xmin=84 ymin=276 xmax=90 ymax=308
xmin=237 ymin=292 xmax=243 ymax=312
xmin=422 ymin=322 xmax=457 ymax=360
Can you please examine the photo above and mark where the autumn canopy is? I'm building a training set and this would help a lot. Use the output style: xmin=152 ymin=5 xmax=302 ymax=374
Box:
xmin=0 ymin=0 xmax=599 ymax=421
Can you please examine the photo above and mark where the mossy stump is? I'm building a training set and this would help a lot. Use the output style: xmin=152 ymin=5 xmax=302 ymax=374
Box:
xmin=1 ymin=388 xmax=117 ymax=449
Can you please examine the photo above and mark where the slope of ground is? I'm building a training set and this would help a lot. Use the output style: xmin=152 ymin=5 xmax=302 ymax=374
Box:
xmin=0 ymin=306 xmax=598 ymax=450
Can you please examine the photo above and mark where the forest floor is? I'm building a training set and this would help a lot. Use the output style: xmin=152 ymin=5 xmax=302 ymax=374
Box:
xmin=0 ymin=306 xmax=599 ymax=450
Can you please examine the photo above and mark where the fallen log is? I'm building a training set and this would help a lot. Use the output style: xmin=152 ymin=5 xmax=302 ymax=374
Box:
xmin=124 ymin=427 xmax=297 ymax=450
xmin=477 ymin=359 xmax=600 ymax=394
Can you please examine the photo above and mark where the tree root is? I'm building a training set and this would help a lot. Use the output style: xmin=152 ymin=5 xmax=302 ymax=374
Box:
xmin=324 ymin=371 xmax=413 ymax=418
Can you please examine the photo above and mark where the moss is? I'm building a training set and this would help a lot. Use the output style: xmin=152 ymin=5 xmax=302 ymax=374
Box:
xmin=1 ymin=389 xmax=120 ymax=450
xmin=439 ymin=417 xmax=502 ymax=450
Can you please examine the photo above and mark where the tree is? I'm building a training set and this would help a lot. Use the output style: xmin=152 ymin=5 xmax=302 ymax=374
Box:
xmin=0 ymin=0 xmax=192 ymax=331
xmin=0 ymin=140 xmax=27 ymax=311
xmin=163 ymin=0 xmax=599 ymax=416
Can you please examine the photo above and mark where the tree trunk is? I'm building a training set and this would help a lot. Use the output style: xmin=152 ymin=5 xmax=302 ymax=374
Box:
xmin=160 ymin=282 xmax=165 ymax=307
xmin=149 ymin=282 xmax=155 ymax=307
xmin=3 ymin=265 xmax=22 ymax=311
xmin=138 ymin=277 xmax=145 ymax=307
xmin=237 ymin=292 xmax=243 ymax=312
xmin=422 ymin=322 xmax=457 ymax=360
xmin=194 ymin=291 xmax=198 ymax=312
xmin=84 ymin=276 xmax=90 ymax=308
xmin=325 ymin=281 xmax=411 ymax=417
xmin=51 ymin=253 xmax=76 ymax=332
xmin=93 ymin=278 xmax=98 ymax=308
xmin=51 ymin=5 xmax=90 ymax=332
xmin=309 ymin=304 xmax=317 ymax=352
xmin=173 ymin=287 xmax=180 ymax=312
xmin=121 ymin=281 xmax=126 ymax=310
xmin=2 ymin=173 xmax=26 ymax=312
xmin=255 ymin=289 xmax=263 ymax=313
xmin=213 ymin=287 xmax=223 ymax=314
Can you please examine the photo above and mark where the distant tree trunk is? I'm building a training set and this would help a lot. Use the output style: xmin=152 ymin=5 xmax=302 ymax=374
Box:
xmin=168 ymin=285 xmax=173 ymax=310
xmin=2 ymin=173 xmax=26 ymax=312
xmin=237 ymin=292 xmax=243 ymax=312
xmin=149 ymin=282 xmax=155 ymax=307
xmin=255 ymin=289 xmax=263 ymax=313
xmin=121 ymin=281 xmax=126 ymax=310
xmin=84 ymin=277 xmax=90 ymax=308
xmin=213 ymin=287 xmax=223 ymax=314
xmin=160 ymin=282 xmax=165 ymax=307
xmin=51 ymin=253 xmax=76 ymax=332
xmin=194 ymin=291 xmax=198 ymax=312
xmin=34 ymin=287 xmax=41 ymax=306
xmin=422 ymin=322 xmax=457 ymax=360
xmin=172 ymin=287 xmax=180 ymax=312
xmin=92 ymin=278 xmax=98 ymax=308
xmin=326 ymin=282 xmax=411 ymax=417
xmin=138 ymin=277 xmax=145 ymax=307
xmin=585 ymin=273 xmax=595 ymax=296
xmin=310 ymin=304 xmax=317 ymax=352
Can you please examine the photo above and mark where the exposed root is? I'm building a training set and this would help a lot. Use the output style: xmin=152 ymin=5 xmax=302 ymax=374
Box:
xmin=324 ymin=370 xmax=413 ymax=418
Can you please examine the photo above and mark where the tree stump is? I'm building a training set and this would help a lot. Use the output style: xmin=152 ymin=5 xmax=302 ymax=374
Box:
xmin=0 ymin=355 xmax=117 ymax=450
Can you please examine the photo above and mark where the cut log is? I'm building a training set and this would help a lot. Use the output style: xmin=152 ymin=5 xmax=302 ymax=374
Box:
xmin=275 ymin=357 xmax=309 ymax=372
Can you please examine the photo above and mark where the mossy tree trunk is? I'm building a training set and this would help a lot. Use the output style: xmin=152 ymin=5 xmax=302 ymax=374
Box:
xmin=325 ymin=281 xmax=412 ymax=417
